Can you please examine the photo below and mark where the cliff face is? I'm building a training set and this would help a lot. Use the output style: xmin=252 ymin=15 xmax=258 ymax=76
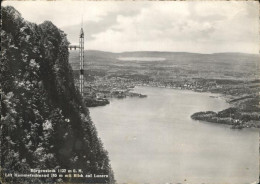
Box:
xmin=1 ymin=6 xmax=113 ymax=184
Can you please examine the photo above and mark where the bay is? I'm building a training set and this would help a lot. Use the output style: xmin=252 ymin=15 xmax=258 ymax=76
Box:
xmin=89 ymin=86 xmax=259 ymax=184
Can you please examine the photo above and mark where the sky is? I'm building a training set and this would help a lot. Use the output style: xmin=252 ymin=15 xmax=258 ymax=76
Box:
xmin=2 ymin=1 xmax=259 ymax=54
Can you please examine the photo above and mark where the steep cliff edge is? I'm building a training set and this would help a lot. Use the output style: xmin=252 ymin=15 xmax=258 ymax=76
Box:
xmin=0 ymin=6 xmax=114 ymax=184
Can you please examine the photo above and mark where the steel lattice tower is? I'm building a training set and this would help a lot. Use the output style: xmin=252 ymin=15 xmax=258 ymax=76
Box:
xmin=79 ymin=28 xmax=84 ymax=97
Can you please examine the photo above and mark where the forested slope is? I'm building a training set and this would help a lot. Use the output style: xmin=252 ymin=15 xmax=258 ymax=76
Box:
xmin=0 ymin=6 xmax=114 ymax=184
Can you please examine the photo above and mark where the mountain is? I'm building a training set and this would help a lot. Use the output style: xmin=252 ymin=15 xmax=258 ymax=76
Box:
xmin=69 ymin=50 xmax=260 ymax=75
xmin=0 ymin=6 xmax=114 ymax=184
xmin=69 ymin=50 xmax=259 ymax=62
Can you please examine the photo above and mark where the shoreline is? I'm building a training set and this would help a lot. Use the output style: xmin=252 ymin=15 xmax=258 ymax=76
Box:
xmin=135 ymin=84 xmax=260 ymax=130
xmin=81 ymin=73 xmax=260 ymax=130
xmin=89 ymin=81 xmax=259 ymax=184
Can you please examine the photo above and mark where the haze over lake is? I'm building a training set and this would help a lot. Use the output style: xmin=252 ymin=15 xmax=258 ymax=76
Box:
xmin=117 ymin=57 xmax=166 ymax=61
xmin=89 ymin=86 xmax=259 ymax=184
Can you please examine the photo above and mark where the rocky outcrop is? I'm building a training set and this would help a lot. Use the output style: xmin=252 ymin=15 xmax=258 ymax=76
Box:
xmin=1 ymin=6 xmax=114 ymax=184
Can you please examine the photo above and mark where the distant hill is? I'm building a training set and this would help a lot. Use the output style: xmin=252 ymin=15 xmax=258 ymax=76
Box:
xmin=70 ymin=50 xmax=259 ymax=60
xmin=1 ymin=6 xmax=114 ymax=184
xmin=69 ymin=50 xmax=260 ymax=65
xmin=69 ymin=50 xmax=259 ymax=81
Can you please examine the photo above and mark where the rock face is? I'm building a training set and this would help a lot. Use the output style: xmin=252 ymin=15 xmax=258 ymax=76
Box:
xmin=1 ymin=6 xmax=114 ymax=184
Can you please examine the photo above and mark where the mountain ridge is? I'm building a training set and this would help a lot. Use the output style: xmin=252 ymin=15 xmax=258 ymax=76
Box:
xmin=1 ymin=6 xmax=114 ymax=184
xmin=73 ymin=49 xmax=260 ymax=56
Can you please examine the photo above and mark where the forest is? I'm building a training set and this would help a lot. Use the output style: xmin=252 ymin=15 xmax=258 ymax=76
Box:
xmin=0 ymin=6 xmax=114 ymax=184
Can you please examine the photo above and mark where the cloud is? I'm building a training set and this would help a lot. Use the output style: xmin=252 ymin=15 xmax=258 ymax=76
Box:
xmin=2 ymin=1 xmax=121 ymax=27
xmin=2 ymin=1 xmax=259 ymax=54
xmin=87 ymin=1 xmax=259 ymax=53
xmin=61 ymin=3 xmax=143 ymax=43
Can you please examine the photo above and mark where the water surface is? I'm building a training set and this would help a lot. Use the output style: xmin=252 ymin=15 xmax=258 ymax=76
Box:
xmin=117 ymin=57 xmax=166 ymax=61
xmin=89 ymin=86 xmax=259 ymax=184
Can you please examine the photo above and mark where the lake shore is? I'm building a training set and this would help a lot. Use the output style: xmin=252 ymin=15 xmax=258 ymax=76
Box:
xmin=86 ymin=79 xmax=260 ymax=129
xmin=136 ymin=83 xmax=260 ymax=130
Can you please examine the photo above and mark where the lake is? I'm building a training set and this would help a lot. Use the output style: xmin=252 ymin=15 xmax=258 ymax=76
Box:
xmin=89 ymin=86 xmax=259 ymax=184
xmin=117 ymin=57 xmax=166 ymax=61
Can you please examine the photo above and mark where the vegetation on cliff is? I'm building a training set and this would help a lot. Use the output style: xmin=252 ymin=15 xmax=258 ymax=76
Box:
xmin=0 ymin=6 xmax=114 ymax=184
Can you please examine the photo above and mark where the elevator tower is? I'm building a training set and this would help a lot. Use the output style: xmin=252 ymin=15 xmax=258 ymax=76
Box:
xmin=79 ymin=28 xmax=84 ymax=97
